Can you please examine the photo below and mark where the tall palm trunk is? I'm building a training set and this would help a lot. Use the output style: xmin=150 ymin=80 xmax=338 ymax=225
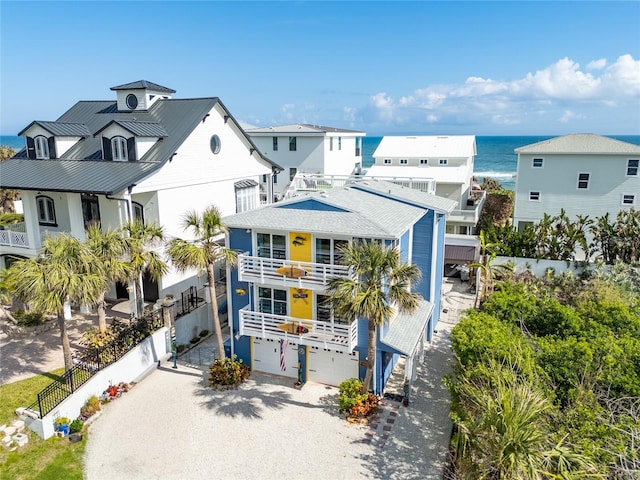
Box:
xmin=97 ymin=291 xmax=108 ymax=333
xmin=362 ymin=322 xmax=377 ymax=391
xmin=58 ymin=313 xmax=74 ymax=371
xmin=207 ymin=263 xmax=225 ymax=360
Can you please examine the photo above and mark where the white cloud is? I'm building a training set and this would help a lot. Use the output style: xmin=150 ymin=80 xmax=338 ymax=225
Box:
xmin=357 ymin=54 xmax=640 ymax=133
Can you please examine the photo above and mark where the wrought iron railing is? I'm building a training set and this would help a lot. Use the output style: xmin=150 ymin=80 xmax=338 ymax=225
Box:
xmin=27 ymin=312 xmax=164 ymax=418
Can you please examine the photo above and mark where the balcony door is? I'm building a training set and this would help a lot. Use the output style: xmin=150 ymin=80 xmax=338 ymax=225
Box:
xmin=315 ymin=238 xmax=348 ymax=264
xmin=81 ymin=194 xmax=101 ymax=228
xmin=257 ymin=233 xmax=286 ymax=259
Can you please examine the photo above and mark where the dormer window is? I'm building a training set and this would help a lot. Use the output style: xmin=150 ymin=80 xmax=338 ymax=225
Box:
xmin=111 ymin=136 xmax=128 ymax=161
xmin=34 ymin=136 xmax=50 ymax=159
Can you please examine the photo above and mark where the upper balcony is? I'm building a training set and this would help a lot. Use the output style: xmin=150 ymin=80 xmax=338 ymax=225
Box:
xmin=448 ymin=190 xmax=486 ymax=226
xmin=239 ymin=305 xmax=357 ymax=352
xmin=237 ymin=254 xmax=354 ymax=290
xmin=285 ymin=173 xmax=436 ymax=200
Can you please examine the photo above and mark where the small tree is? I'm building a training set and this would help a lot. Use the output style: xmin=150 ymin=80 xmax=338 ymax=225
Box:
xmin=326 ymin=241 xmax=421 ymax=392
xmin=5 ymin=234 xmax=106 ymax=370
xmin=122 ymin=220 xmax=167 ymax=318
xmin=0 ymin=146 xmax=19 ymax=214
xmin=166 ymin=205 xmax=237 ymax=360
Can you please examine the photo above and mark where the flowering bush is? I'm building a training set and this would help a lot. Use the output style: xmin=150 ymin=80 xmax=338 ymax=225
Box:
xmin=338 ymin=378 xmax=379 ymax=419
xmin=209 ymin=355 xmax=250 ymax=390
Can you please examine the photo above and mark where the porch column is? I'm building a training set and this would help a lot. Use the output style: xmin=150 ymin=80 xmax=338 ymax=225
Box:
xmin=66 ymin=193 xmax=86 ymax=242
xmin=21 ymin=191 xmax=41 ymax=251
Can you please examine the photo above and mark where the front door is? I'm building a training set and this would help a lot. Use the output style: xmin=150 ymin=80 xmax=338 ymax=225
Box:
xmin=81 ymin=194 xmax=101 ymax=228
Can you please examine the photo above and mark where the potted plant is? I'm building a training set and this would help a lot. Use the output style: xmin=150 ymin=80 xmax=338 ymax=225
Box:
xmin=54 ymin=416 xmax=71 ymax=435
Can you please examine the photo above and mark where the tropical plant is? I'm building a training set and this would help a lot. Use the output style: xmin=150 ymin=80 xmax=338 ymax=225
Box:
xmin=85 ymin=224 xmax=130 ymax=333
xmin=469 ymin=230 xmax=505 ymax=307
xmin=166 ymin=205 xmax=237 ymax=360
xmin=326 ymin=240 xmax=421 ymax=392
xmin=208 ymin=355 xmax=249 ymax=390
xmin=122 ymin=220 xmax=167 ymax=318
xmin=590 ymin=208 xmax=640 ymax=264
xmin=0 ymin=145 xmax=19 ymax=214
xmin=533 ymin=209 xmax=593 ymax=261
xmin=4 ymin=234 xmax=107 ymax=370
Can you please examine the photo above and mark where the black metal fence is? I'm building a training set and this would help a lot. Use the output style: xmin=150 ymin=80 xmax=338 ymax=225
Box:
xmin=28 ymin=311 xmax=164 ymax=418
xmin=175 ymin=286 xmax=207 ymax=318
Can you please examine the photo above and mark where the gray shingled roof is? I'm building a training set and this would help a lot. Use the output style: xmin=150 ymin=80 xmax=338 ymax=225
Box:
xmin=17 ymin=121 xmax=92 ymax=137
xmin=224 ymin=185 xmax=427 ymax=238
xmin=94 ymin=120 xmax=168 ymax=137
xmin=515 ymin=134 xmax=640 ymax=154
xmin=381 ymin=299 xmax=433 ymax=356
xmin=0 ymin=158 xmax=161 ymax=194
xmin=353 ymin=179 xmax=457 ymax=214
xmin=3 ymin=94 xmax=281 ymax=192
xmin=110 ymin=80 xmax=176 ymax=93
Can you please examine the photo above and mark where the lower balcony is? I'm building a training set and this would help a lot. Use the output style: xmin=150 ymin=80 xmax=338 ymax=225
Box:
xmin=238 ymin=305 xmax=357 ymax=352
xmin=0 ymin=223 xmax=29 ymax=248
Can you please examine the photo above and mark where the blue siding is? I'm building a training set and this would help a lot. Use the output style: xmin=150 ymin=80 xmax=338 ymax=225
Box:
xmin=399 ymin=229 xmax=410 ymax=264
xmin=275 ymin=198 xmax=348 ymax=212
xmin=228 ymin=228 xmax=253 ymax=361
xmin=411 ymin=211 xmax=434 ymax=301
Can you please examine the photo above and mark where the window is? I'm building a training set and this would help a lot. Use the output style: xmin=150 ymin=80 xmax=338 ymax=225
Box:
xmin=209 ymin=134 xmax=221 ymax=154
xmin=532 ymin=158 xmax=544 ymax=168
xmin=125 ymin=94 xmax=138 ymax=110
xmin=257 ymin=233 xmax=286 ymax=259
xmin=34 ymin=136 xmax=49 ymax=159
xmin=529 ymin=191 xmax=540 ymax=201
xmin=235 ymin=180 xmax=258 ymax=213
xmin=316 ymin=294 xmax=348 ymax=325
xmin=439 ymin=159 xmax=448 ymax=165
xmin=258 ymin=287 xmax=287 ymax=316
xmin=289 ymin=136 xmax=296 ymax=151
xmin=329 ymin=137 xmax=333 ymax=151
xmin=272 ymin=137 xmax=278 ymax=151
xmin=420 ymin=159 xmax=428 ymax=165
xmin=338 ymin=137 xmax=342 ymax=150
xmin=81 ymin=194 xmax=101 ymax=228
xmin=111 ymin=136 xmax=128 ymax=161
xmin=289 ymin=168 xmax=297 ymax=181
xmin=132 ymin=202 xmax=144 ymax=223
xmin=36 ymin=196 xmax=56 ymax=225
xmin=622 ymin=194 xmax=635 ymax=205
xmin=384 ymin=159 xmax=392 ymax=165
xmin=628 ymin=159 xmax=639 ymax=176
xmin=315 ymin=238 xmax=348 ymax=264
xmin=577 ymin=173 xmax=590 ymax=189
xmin=400 ymin=159 xmax=408 ymax=165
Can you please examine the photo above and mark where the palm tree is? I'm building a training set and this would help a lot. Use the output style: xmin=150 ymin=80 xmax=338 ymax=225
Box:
xmin=85 ymin=224 xmax=130 ymax=333
xmin=122 ymin=220 xmax=167 ymax=318
xmin=470 ymin=230 xmax=503 ymax=308
xmin=4 ymin=234 xmax=107 ymax=371
xmin=326 ymin=240 xmax=421 ymax=392
xmin=166 ymin=205 xmax=237 ymax=360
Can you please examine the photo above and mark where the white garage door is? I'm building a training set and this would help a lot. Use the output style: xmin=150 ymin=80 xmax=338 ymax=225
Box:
xmin=252 ymin=338 xmax=298 ymax=378
xmin=308 ymin=347 xmax=360 ymax=387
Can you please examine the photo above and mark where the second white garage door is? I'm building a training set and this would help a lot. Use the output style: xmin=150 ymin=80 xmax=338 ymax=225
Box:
xmin=252 ymin=338 xmax=298 ymax=378
xmin=307 ymin=347 xmax=360 ymax=387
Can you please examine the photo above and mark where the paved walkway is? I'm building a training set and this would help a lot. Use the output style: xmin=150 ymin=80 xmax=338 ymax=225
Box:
xmin=84 ymin=279 xmax=474 ymax=480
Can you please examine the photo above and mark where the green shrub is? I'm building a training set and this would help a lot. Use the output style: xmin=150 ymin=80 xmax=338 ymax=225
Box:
xmin=11 ymin=309 xmax=45 ymax=327
xmin=0 ymin=212 xmax=24 ymax=226
xmin=199 ymin=329 xmax=209 ymax=337
xmin=69 ymin=419 xmax=84 ymax=434
xmin=80 ymin=395 xmax=101 ymax=418
xmin=208 ymin=355 xmax=249 ymax=390
xmin=338 ymin=378 xmax=367 ymax=412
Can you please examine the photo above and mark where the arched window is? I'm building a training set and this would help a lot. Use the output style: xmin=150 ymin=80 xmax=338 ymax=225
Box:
xmin=132 ymin=201 xmax=144 ymax=224
xmin=34 ymin=136 xmax=50 ymax=159
xmin=111 ymin=136 xmax=128 ymax=161
xmin=36 ymin=195 xmax=56 ymax=225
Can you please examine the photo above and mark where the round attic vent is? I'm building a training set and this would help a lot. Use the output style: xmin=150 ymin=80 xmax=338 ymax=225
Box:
xmin=126 ymin=94 xmax=139 ymax=110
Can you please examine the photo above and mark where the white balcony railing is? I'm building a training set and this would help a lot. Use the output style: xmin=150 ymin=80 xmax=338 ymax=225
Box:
xmin=0 ymin=223 xmax=29 ymax=248
xmin=239 ymin=305 xmax=357 ymax=352
xmin=449 ymin=190 xmax=487 ymax=225
xmin=238 ymin=254 xmax=354 ymax=290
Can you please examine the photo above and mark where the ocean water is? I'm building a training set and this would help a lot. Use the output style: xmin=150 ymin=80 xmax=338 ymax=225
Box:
xmin=3 ymin=135 xmax=639 ymax=191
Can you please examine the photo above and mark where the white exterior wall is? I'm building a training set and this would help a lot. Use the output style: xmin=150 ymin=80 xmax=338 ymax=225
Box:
xmin=132 ymin=105 xmax=271 ymax=194
xmin=136 ymin=137 xmax=158 ymax=159
xmin=55 ymin=137 xmax=81 ymax=157
xmin=323 ymin=135 xmax=361 ymax=177
xmin=513 ymin=153 xmax=640 ymax=226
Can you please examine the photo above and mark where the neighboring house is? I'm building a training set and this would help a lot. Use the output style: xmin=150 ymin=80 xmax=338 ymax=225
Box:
xmin=366 ymin=135 xmax=483 ymax=236
xmin=0 ymin=80 xmax=282 ymax=304
xmin=513 ymin=133 xmax=640 ymax=231
xmin=223 ymin=179 xmax=455 ymax=394
xmin=245 ymin=124 xmax=366 ymax=199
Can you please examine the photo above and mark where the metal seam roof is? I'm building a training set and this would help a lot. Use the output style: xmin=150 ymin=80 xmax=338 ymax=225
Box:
xmin=380 ymin=299 xmax=434 ymax=356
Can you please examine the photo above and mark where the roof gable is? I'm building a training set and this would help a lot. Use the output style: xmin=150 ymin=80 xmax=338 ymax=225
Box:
xmin=18 ymin=121 xmax=92 ymax=137
xmin=275 ymin=198 xmax=350 ymax=213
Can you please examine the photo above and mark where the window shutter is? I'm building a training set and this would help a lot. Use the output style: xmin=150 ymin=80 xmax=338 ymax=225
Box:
xmin=102 ymin=137 xmax=112 ymax=160
xmin=47 ymin=136 xmax=57 ymax=159
xmin=26 ymin=136 xmax=36 ymax=159
xmin=127 ymin=137 xmax=136 ymax=161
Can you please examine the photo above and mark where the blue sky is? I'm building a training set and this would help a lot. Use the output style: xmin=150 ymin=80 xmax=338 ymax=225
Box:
xmin=1 ymin=1 xmax=639 ymax=136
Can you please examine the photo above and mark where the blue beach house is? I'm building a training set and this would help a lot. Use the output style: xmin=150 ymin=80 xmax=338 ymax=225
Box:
xmin=223 ymin=179 xmax=455 ymax=394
